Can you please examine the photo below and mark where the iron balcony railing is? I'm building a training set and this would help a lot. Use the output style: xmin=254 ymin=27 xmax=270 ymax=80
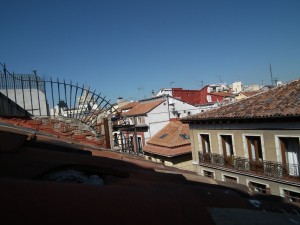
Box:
xmin=199 ymin=152 xmax=300 ymax=182
xmin=0 ymin=63 xmax=117 ymax=136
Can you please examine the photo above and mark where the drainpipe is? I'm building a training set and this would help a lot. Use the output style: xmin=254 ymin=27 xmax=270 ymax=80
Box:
xmin=134 ymin=116 xmax=138 ymax=156
xmin=167 ymin=95 xmax=171 ymax=120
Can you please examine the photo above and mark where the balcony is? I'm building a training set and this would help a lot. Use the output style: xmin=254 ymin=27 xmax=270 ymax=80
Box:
xmin=199 ymin=152 xmax=300 ymax=182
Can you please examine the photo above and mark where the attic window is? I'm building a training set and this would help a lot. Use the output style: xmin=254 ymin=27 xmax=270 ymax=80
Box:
xmin=159 ymin=133 xmax=168 ymax=139
xmin=180 ymin=134 xmax=190 ymax=140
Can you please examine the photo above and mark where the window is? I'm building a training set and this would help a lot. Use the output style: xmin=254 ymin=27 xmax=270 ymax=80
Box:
xmin=200 ymin=134 xmax=211 ymax=154
xmin=203 ymin=170 xmax=214 ymax=178
xmin=224 ymin=175 xmax=237 ymax=183
xmin=283 ymin=189 xmax=300 ymax=203
xmin=129 ymin=117 xmax=134 ymax=125
xmin=246 ymin=136 xmax=263 ymax=161
xmin=159 ymin=133 xmax=168 ymax=139
xmin=137 ymin=116 xmax=142 ymax=124
xmin=180 ymin=133 xmax=190 ymax=140
xmin=221 ymin=135 xmax=234 ymax=156
xmin=137 ymin=137 xmax=143 ymax=154
xmin=248 ymin=181 xmax=270 ymax=194
xmin=246 ymin=136 xmax=264 ymax=173
xmin=279 ymin=137 xmax=300 ymax=176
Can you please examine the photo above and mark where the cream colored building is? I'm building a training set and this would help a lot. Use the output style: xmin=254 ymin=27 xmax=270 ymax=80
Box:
xmin=182 ymin=79 xmax=300 ymax=204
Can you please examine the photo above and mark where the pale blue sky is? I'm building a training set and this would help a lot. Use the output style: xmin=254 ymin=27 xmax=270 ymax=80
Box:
xmin=1 ymin=0 xmax=300 ymax=102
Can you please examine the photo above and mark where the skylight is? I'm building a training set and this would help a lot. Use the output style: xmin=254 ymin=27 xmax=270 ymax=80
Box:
xmin=180 ymin=133 xmax=190 ymax=140
xmin=159 ymin=133 xmax=168 ymax=139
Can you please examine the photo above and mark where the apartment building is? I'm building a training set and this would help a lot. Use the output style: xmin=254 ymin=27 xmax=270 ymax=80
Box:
xmin=182 ymin=79 xmax=300 ymax=203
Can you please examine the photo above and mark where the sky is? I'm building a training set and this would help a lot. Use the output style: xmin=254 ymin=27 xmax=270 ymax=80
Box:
xmin=1 ymin=0 xmax=300 ymax=102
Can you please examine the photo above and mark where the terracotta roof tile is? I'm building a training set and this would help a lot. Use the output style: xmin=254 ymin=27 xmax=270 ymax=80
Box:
xmin=143 ymin=121 xmax=191 ymax=157
xmin=182 ymin=78 xmax=300 ymax=121
xmin=143 ymin=145 xmax=191 ymax=157
xmin=210 ymin=92 xmax=234 ymax=97
xmin=146 ymin=120 xmax=191 ymax=148
xmin=122 ymin=100 xmax=165 ymax=116
xmin=119 ymin=102 xmax=139 ymax=110
xmin=240 ymin=91 xmax=261 ymax=97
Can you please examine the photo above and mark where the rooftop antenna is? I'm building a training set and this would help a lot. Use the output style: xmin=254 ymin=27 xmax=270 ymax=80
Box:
xmin=137 ymin=87 xmax=143 ymax=100
xmin=219 ymin=75 xmax=222 ymax=83
xmin=269 ymin=64 xmax=274 ymax=86
xmin=170 ymin=82 xmax=175 ymax=88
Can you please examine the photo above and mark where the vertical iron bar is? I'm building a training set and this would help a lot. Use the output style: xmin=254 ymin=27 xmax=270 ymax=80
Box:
xmin=63 ymin=80 xmax=68 ymax=117
xmin=34 ymin=72 xmax=42 ymax=116
xmin=84 ymin=92 xmax=102 ymax=123
xmin=43 ymin=79 xmax=49 ymax=116
xmin=77 ymin=86 xmax=90 ymax=122
xmin=79 ymin=89 xmax=96 ymax=121
xmin=20 ymin=76 xmax=26 ymax=116
xmin=57 ymin=78 xmax=61 ymax=115
xmin=88 ymin=98 xmax=109 ymax=127
xmin=13 ymin=72 xmax=17 ymax=105
xmin=75 ymin=85 xmax=85 ymax=119
xmin=28 ymin=76 xmax=34 ymax=115
xmin=69 ymin=80 xmax=72 ymax=118
xmin=3 ymin=64 xmax=10 ymax=114
xmin=50 ymin=78 xmax=55 ymax=116
xmin=0 ymin=68 xmax=4 ymax=115
xmin=73 ymin=82 xmax=78 ymax=118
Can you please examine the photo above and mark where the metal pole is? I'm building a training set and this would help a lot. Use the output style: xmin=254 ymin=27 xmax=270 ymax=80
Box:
xmin=57 ymin=78 xmax=61 ymax=115
xmin=50 ymin=77 xmax=55 ymax=116
xmin=34 ymin=71 xmax=42 ymax=116
xmin=20 ymin=76 xmax=26 ymax=116
xmin=73 ymin=82 xmax=79 ymax=118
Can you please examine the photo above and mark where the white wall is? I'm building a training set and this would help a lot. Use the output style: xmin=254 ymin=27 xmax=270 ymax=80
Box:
xmin=0 ymin=89 xmax=48 ymax=116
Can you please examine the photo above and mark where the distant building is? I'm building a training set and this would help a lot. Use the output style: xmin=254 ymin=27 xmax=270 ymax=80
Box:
xmin=112 ymin=95 xmax=200 ymax=153
xmin=156 ymin=84 xmax=233 ymax=110
xmin=232 ymin=81 xmax=243 ymax=93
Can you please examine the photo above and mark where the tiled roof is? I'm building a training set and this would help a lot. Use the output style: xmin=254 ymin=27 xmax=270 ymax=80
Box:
xmin=119 ymin=101 xmax=139 ymax=110
xmin=210 ymin=92 xmax=234 ymax=97
xmin=143 ymin=120 xmax=191 ymax=157
xmin=143 ymin=145 xmax=191 ymax=157
xmin=182 ymin=79 xmax=300 ymax=121
xmin=240 ymin=91 xmax=261 ymax=97
xmin=0 ymin=119 xmax=299 ymax=224
xmin=146 ymin=120 xmax=191 ymax=148
xmin=122 ymin=100 xmax=165 ymax=116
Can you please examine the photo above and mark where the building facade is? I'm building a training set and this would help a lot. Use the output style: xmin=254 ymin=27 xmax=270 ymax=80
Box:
xmin=182 ymin=79 xmax=300 ymax=203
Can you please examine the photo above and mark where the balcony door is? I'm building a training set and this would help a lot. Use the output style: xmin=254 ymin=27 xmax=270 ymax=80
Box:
xmin=246 ymin=136 xmax=263 ymax=161
xmin=280 ymin=137 xmax=300 ymax=176
xmin=221 ymin=135 xmax=234 ymax=157
xmin=200 ymin=134 xmax=211 ymax=154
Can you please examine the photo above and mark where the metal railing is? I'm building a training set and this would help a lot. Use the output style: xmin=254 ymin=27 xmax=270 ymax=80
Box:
xmin=199 ymin=152 xmax=300 ymax=182
xmin=0 ymin=63 xmax=117 ymax=136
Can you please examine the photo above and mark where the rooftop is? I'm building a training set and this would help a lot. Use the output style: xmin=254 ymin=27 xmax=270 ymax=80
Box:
xmin=182 ymin=78 xmax=300 ymax=122
xmin=0 ymin=118 xmax=299 ymax=224
xmin=122 ymin=99 xmax=165 ymax=117
xmin=143 ymin=120 xmax=191 ymax=157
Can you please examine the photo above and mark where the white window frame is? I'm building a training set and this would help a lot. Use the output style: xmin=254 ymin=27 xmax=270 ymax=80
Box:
xmin=242 ymin=133 xmax=266 ymax=160
xmin=218 ymin=133 xmax=236 ymax=156
xmin=274 ymin=134 xmax=300 ymax=163
xmin=137 ymin=116 xmax=142 ymax=124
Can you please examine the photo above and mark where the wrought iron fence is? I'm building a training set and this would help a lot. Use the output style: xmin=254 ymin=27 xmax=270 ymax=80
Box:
xmin=0 ymin=63 xmax=117 ymax=136
xmin=198 ymin=152 xmax=300 ymax=181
